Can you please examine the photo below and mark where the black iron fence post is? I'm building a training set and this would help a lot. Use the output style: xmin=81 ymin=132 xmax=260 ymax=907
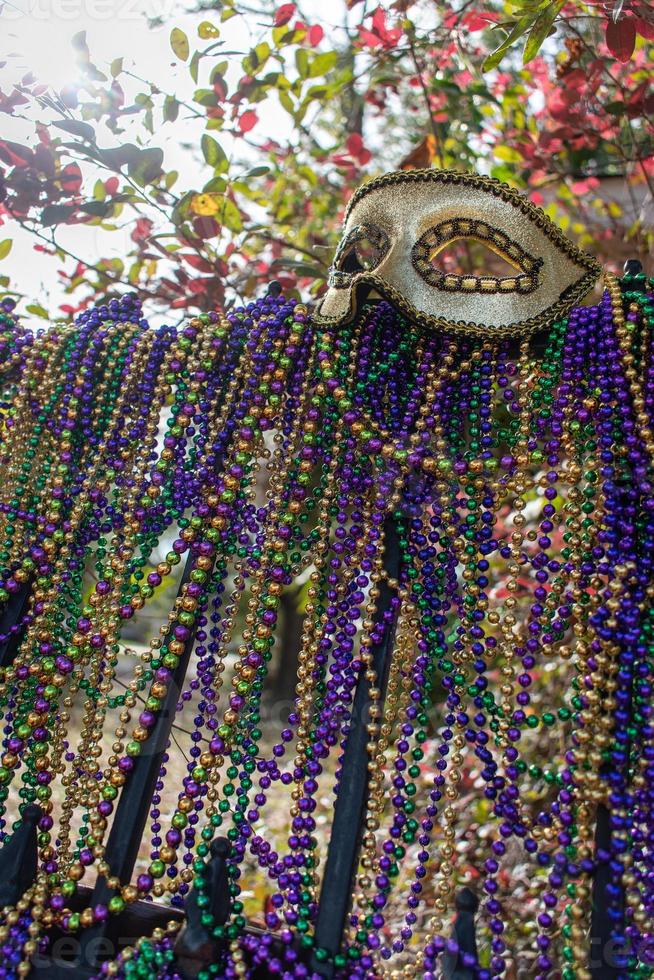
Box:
xmin=71 ymin=550 xmax=198 ymax=970
xmin=590 ymin=803 xmax=621 ymax=980
xmin=311 ymin=515 xmax=402 ymax=977
xmin=0 ymin=581 xmax=31 ymax=668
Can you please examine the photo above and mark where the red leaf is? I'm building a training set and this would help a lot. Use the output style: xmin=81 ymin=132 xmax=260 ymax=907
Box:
xmin=627 ymin=79 xmax=649 ymax=108
xmin=213 ymin=76 xmax=228 ymax=101
xmin=346 ymin=133 xmax=364 ymax=155
xmin=0 ymin=140 xmax=33 ymax=167
xmin=636 ymin=17 xmax=654 ymax=41
xmin=358 ymin=7 xmax=402 ymax=49
xmin=463 ymin=10 xmax=500 ymax=32
xmin=345 ymin=132 xmax=371 ymax=165
xmin=192 ymin=216 xmax=219 ymax=240
xmin=104 ymin=177 xmax=119 ymax=195
xmin=59 ymin=163 xmax=83 ymax=194
xmin=0 ymin=88 xmax=29 ymax=115
xmin=180 ymin=253 xmax=214 ymax=273
xmin=358 ymin=28 xmax=382 ymax=48
xmin=371 ymin=7 xmax=386 ymax=32
xmin=188 ymin=277 xmax=211 ymax=293
xmin=605 ymin=17 xmax=636 ymax=63
xmin=274 ymin=3 xmax=296 ymax=26
xmin=131 ymin=217 xmax=153 ymax=243
xmin=308 ymin=24 xmax=324 ymax=46
xmin=238 ymin=110 xmax=258 ymax=133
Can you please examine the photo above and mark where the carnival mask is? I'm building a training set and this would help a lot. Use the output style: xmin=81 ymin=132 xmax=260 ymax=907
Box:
xmin=316 ymin=169 xmax=602 ymax=337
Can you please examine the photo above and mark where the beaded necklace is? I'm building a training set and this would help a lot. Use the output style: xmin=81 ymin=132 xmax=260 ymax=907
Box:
xmin=0 ymin=265 xmax=650 ymax=980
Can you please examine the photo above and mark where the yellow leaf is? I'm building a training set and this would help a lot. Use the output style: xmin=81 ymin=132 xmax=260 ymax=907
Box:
xmin=191 ymin=193 xmax=220 ymax=216
xmin=0 ymin=239 xmax=12 ymax=260
xmin=170 ymin=27 xmax=190 ymax=62
xmin=198 ymin=21 xmax=219 ymax=39
xmin=495 ymin=146 xmax=523 ymax=164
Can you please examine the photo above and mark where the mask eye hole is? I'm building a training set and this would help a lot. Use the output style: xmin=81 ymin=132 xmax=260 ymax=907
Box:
xmin=430 ymin=236 xmax=523 ymax=277
xmin=413 ymin=219 xmax=542 ymax=295
xmin=329 ymin=224 xmax=389 ymax=286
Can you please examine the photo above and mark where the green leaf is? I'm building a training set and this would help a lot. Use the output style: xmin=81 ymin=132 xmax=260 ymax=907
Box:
xmin=98 ymin=143 xmax=140 ymax=171
xmin=110 ymin=57 xmax=123 ymax=78
xmin=295 ymin=48 xmax=310 ymax=79
xmin=170 ymin=27 xmax=190 ymax=62
xmin=203 ymin=176 xmax=227 ymax=193
xmin=308 ymin=51 xmax=338 ymax=78
xmin=495 ymin=145 xmax=523 ymax=163
xmin=25 ymin=303 xmax=49 ymax=319
xmin=272 ymin=25 xmax=292 ymax=48
xmin=522 ymin=2 xmax=563 ymax=64
xmin=198 ymin=21 xmax=220 ymax=39
xmin=164 ymin=95 xmax=180 ymax=123
xmin=294 ymin=100 xmax=309 ymax=125
xmin=210 ymin=61 xmax=228 ymax=84
xmin=482 ymin=15 xmax=535 ymax=72
xmin=201 ymin=134 xmax=228 ymax=173
xmin=604 ymin=99 xmax=626 ymax=115
xmin=0 ymin=239 xmax=12 ymax=260
xmin=127 ymin=147 xmax=164 ymax=186
xmin=255 ymin=42 xmax=271 ymax=65
xmin=219 ymin=197 xmax=243 ymax=232
xmin=79 ymin=201 xmax=112 ymax=217
xmin=189 ymin=50 xmax=201 ymax=84
xmin=40 ymin=204 xmax=77 ymax=226
xmin=93 ymin=179 xmax=106 ymax=201
xmin=298 ymin=165 xmax=318 ymax=187
xmin=279 ymin=90 xmax=295 ymax=115
xmin=490 ymin=164 xmax=518 ymax=184
xmin=53 ymin=119 xmax=96 ymax=143
xmin=243 ymin=166 xmax=270 ymax=178
xmin=305 ymin=85 xmax=328 ymax=101
xmin=193 ymin=88 xmax=218 ymax=107
xmin=243 ymin=42 xmax=271 ymax=75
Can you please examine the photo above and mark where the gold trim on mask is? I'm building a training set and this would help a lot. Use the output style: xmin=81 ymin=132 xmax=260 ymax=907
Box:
xmin=316 ymin=169 xmax=602 ymax=338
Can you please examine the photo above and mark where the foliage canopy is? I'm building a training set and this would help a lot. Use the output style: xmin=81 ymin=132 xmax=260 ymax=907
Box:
xmin=0 ymin=0 xmax=653 ymax=316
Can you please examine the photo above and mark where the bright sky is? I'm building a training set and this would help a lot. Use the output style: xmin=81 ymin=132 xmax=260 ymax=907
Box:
xmin=1 ymin=0 xmax=340 ymax=315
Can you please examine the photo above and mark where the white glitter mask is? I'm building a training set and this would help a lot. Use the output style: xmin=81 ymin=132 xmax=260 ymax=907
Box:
xmin=316 ymin=169 xmax=602 ymax=338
